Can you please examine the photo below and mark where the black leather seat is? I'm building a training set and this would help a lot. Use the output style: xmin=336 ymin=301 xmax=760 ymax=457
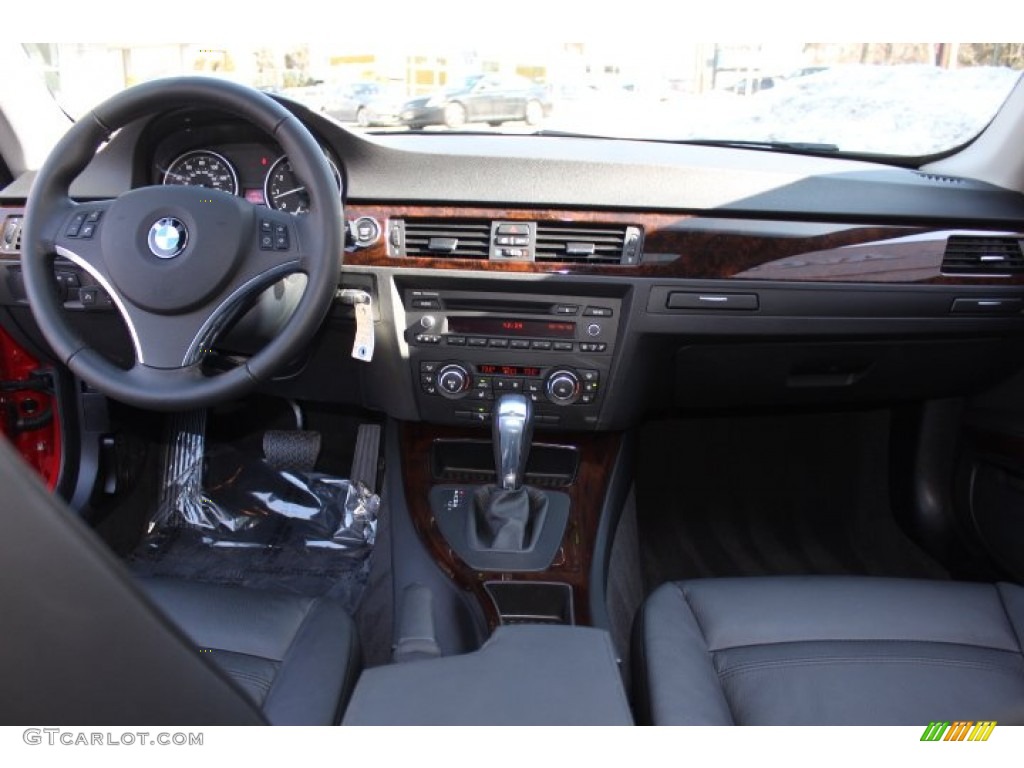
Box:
xmin=0 ymin=436 xmax=359 ymax=725
xmin=141 ymin=578 xmax=360 ymax=725
xmin=635 ymin=576 xmax=1024 ymax=725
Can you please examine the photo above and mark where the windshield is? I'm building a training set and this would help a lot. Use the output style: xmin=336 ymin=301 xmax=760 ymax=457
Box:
xmin=20 ymin=42 xmax=1024 ymax=157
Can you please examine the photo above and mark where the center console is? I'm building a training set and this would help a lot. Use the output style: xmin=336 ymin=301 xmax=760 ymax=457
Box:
xmin=401 ymin=287 xmax=622 ymax=429
xmin=343 ymin=624 xmax=633 ymax=725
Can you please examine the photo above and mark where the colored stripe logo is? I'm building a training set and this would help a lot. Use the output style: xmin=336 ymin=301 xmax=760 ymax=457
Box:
xmin=920 ymin=721 xmax=997 ymax=741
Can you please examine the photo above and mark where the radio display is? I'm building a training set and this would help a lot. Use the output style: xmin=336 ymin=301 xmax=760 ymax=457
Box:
xmin=448 ymin=317 xmax=575 ymax=338
xmin=478 ymin=364 xmax=542 ymax=377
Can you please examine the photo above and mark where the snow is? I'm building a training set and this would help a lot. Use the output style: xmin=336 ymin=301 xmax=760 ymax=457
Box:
xmin=548 ymin=65 xmax=1023 ymax=156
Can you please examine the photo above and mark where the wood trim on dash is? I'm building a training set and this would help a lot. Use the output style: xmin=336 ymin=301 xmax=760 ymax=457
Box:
xmin=399 ymin=421 xmax=621 ymax=628
xmin=344 ymin=203 xmax=1024 ymax=285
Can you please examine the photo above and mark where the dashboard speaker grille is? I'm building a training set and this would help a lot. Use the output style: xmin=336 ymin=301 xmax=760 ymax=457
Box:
xmin=941 ymin=236 xmax=1024 ymax=275
xmin=397 ymin=218 xmax=491 ymax=259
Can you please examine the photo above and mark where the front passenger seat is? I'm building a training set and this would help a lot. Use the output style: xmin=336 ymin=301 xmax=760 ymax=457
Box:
xmin=0 ymin=437 xmax=358 ymax=726
xmin=635 ymin=576 xmax=1024 ymax=725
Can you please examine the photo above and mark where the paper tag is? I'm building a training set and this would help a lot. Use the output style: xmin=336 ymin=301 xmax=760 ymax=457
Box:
xmin=352 ymin=298 xmax=374 ymax=362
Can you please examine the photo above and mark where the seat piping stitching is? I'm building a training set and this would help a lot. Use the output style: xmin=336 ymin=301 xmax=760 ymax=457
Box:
xmin=994 ymin=583 xmax=1024 ymax=655
xmin=674 ymin=582 xmax=736 ymax=725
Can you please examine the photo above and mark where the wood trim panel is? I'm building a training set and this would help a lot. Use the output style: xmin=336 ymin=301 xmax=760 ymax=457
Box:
xmin=6 ymin=202 xmax=1023 ymax=285
xmin=399 ymin=421 xmax=621 ymax=628
xmin=344 ymin=203 xmax=1024 ymax=285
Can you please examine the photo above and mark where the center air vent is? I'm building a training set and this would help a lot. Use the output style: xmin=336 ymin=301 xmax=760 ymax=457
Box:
xmin=395 ymin=219 xmax=491 ymax=259
xmin=534 ymin=223 xmax=639 ymax=264
xmin=941 ymin=236 xmax=1024 ymax=276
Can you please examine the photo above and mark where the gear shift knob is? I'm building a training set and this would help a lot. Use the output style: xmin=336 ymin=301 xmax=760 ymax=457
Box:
xmin=493 ymin=394 xmax=533 ymax=490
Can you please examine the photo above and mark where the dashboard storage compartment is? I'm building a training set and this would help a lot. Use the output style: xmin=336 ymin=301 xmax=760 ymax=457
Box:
xmin=671 ymin=338 xmax=1024 ymax=408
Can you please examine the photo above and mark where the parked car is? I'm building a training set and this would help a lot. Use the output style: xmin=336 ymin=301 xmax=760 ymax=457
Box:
xmin=400 ymin=74 xmax=551 ymax=129
xmin=323 ymin=82 xmax=406 ymax=127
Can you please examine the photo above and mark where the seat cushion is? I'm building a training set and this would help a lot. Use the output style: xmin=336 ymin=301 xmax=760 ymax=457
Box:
xmin=636 ymin=576 xmax=1024 ymax=725
xmin=141 ymin=578 xmax=360 ymax=725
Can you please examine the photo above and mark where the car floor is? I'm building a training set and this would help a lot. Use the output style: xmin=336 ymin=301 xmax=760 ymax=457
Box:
xmin=634 ymin=409 xmax=950 ymax=591
xmin=121 ymin=397 xmax=394 ymax=662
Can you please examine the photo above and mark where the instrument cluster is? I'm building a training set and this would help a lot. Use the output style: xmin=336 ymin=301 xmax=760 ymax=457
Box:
xmin=156 ymin=144 xmax=342 ymax=215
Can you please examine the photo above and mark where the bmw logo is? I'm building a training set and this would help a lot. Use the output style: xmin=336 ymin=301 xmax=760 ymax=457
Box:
xmin=147 ymin=217 xmax=188 ymax=259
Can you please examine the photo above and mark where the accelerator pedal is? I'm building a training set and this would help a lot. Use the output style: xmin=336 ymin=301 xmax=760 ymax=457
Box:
xmin=350 ymin=423 xmax=382 ymax=493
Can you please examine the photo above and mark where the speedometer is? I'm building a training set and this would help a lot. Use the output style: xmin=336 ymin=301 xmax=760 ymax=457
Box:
xmin=162 ymin=150 xmax=239 ymax=195
xmin=264 ymin=156 xmax=342 ymax=214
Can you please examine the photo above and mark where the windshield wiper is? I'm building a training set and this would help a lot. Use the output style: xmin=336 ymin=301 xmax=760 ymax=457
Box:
xmin=675 ymin=138 xmax=841 ymax=153
xmin=531 ymin=130 xmax=842 ymax=154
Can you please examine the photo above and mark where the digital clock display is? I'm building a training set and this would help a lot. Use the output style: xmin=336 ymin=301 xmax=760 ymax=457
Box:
xmin=448 ymin=317 xmax=575 ymax=338
xmin=478 ymin=364 xmax=542 ymax=377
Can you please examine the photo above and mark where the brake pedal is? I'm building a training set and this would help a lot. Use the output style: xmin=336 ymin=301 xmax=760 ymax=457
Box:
xmin=263 ymin=429 xmax=322 ymax=473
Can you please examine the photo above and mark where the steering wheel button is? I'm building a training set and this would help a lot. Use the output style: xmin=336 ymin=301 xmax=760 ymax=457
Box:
xmin=274 ymin=233 xmax=290 ymax=250
xmin=65 ymin=213 xmax=86 ymax=237
xmin=84 ymin=210 xmax=102 ymax=223
xmin=260 ymin=233 xmax=274 ymax=250
xmin=79 ymin=223 xmax=97 ymax=239
xmin=260 ymin=219 xmax=273 ymax=232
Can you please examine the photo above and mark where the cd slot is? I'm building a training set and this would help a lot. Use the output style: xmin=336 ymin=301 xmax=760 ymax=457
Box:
xmin=442 ymin=297 xmax=557 ymax=314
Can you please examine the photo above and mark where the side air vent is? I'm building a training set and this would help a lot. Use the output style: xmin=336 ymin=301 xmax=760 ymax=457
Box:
xmin=534 ymin=223 xmax=641 ymax=264
xmin=941 ymin=236 xmax=1024 ymax=276
xmin=396 ymin=218 xmax=491 ymax=259
xmin=1 ymin=216 xmax=23 ymax=254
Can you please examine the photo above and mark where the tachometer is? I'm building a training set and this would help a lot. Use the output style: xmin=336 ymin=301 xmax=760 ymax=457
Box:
xmin=162 ymin=150 xmax=239 ymax=195
xmin=264 ymin=155 xmax=342 ymax=214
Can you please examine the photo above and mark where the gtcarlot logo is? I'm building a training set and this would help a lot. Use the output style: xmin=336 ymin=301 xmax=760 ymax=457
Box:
xmin=23 ymin=729 xmax=204 ymax=747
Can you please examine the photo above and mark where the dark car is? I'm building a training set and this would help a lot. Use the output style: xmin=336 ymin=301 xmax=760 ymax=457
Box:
xmin=400 ymin=74 xmax=550 ymax=129
xmin=323 ymin=82 xmax=406 ymax=127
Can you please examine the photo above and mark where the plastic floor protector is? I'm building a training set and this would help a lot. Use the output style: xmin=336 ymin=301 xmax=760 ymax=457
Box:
xmin=129 ymin=412 xmax=379 ymax=613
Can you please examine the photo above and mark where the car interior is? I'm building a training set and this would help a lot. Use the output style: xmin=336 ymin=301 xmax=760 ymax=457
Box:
xmin=2 ymin=56 xmax=1024 ymax=726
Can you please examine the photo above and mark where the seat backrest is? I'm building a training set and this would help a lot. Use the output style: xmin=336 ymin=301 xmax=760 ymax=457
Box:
xmin=0 ymin=436 xmax=265 ymax=725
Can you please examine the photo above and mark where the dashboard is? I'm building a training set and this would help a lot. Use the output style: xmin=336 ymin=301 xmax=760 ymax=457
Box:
xmin=3 ymin=97 xmax=1024 ymax=430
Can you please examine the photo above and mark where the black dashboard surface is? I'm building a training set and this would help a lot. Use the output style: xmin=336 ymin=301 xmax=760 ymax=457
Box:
xmin=4 ymin=99 xmax=1024 ymax=226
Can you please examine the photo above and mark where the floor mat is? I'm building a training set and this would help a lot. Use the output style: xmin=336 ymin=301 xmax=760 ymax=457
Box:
xmin=635 ymin=410 xmax=949 ymax=590
xmin=129 ymin=524 xmax=372 ymax=615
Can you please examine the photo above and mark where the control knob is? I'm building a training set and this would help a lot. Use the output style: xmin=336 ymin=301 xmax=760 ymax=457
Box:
xmin=546 ymin=369 xmax=581 ymax=405
xmin=436 ymin=364 xmax=471 ymax=398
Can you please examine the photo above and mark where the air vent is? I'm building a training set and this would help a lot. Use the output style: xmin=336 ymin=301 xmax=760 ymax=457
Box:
xmin=397 ymin=218 xmax=491 ymax=259
xmin=941 ymin=236 xmax=1024 ymax=276
xmin=534 ymin=223 xmax=638 ymax=264
xmin=915 ymin=172 xmax=966 ymax=185
xmin=1 ymin=216 xmax=23 ymax=254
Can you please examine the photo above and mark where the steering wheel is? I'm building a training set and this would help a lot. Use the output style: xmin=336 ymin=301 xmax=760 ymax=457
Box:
xmin=21 ymin=77 xmax=343 ymax=411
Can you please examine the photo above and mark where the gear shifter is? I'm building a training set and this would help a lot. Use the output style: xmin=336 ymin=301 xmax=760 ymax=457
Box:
xmin=494 ymin=393 xmax=533 ymax=490
xmin=470 ymin=393 xmax=548 ymax=551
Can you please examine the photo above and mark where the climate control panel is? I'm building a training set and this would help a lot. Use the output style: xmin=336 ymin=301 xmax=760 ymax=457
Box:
xmin=417 ymin=360 xmax=603 ymax=427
